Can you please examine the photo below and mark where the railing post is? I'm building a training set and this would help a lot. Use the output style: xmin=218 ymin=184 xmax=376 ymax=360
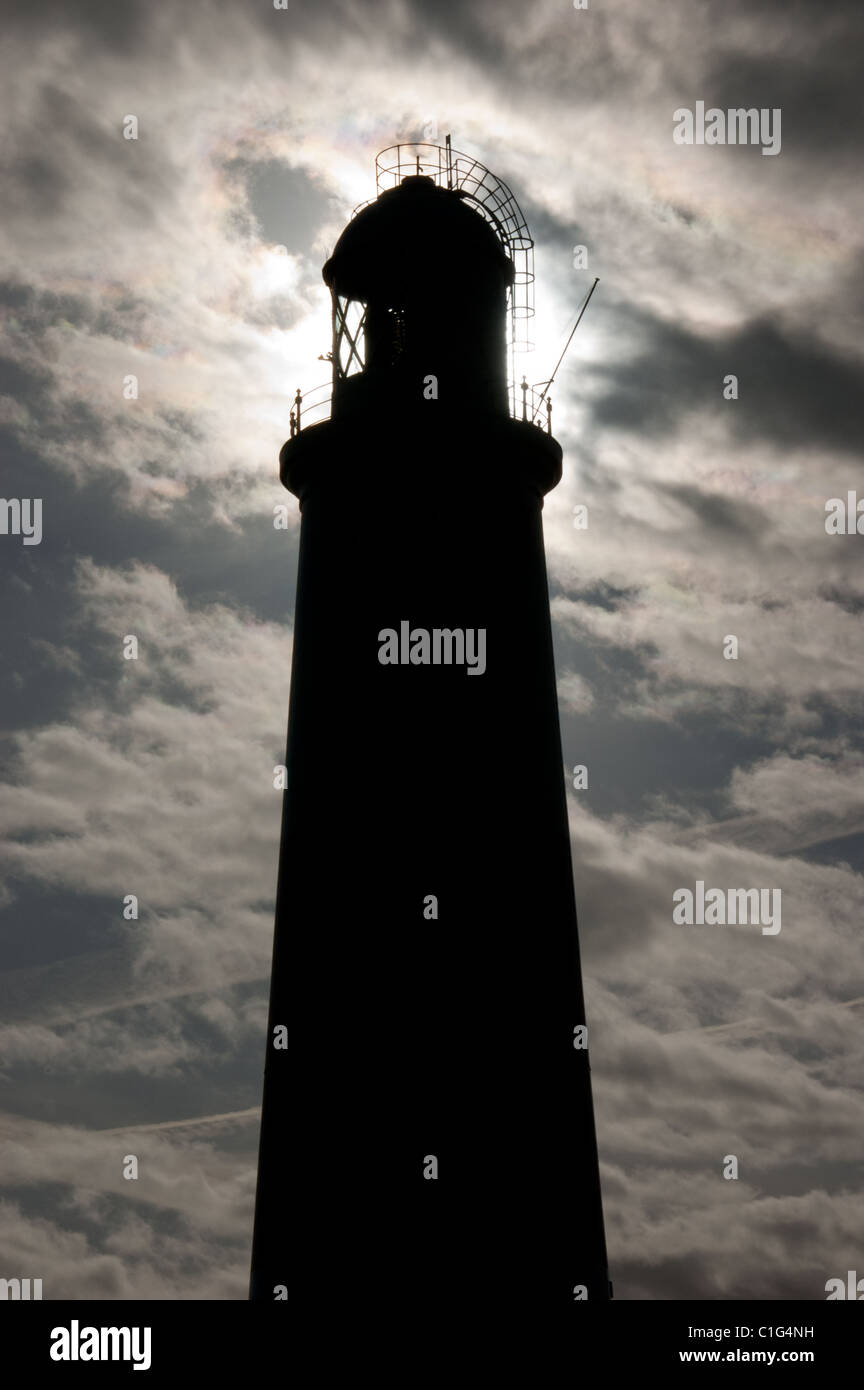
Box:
xmin=546 ymin=396 xmax=552 ymax=435
xmin=294 ymin=388 xmax=302 ymax=434
xmin=521 ymin=375 xmax=528 ymax=422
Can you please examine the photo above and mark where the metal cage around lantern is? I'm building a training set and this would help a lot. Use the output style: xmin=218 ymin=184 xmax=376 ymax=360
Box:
xmin=363 ymin=142 xmax=536 ymax=407
xmin=292 ymin=141 xmax=548 ymax=434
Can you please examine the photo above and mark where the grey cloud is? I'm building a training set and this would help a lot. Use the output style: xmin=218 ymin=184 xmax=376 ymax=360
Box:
xmin=0 ymin=0 xmax=861 ymax=1306
xmin=587 ymin=309 xmax=864 ymax=455
xmin=706 ymin=28 xmax=864 ymax=157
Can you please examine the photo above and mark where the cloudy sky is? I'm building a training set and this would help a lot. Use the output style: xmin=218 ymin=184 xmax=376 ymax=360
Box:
xmin=1 ymin=0 xmax=863 ymax=1300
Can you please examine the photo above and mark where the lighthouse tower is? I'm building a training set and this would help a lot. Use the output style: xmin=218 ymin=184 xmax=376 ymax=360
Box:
xmin=250 ymin=143 xmax=610 ymax=1310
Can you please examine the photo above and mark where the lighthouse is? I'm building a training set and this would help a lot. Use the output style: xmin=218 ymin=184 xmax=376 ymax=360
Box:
xmin=249 ymin=142 xmax=611 ymax=1310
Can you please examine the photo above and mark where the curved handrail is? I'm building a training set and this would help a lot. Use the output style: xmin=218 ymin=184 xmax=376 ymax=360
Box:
xmin=287 ymin=381 xmax=332 ymax=438
xmin=287 ymin=376 xmax=553 ymax=438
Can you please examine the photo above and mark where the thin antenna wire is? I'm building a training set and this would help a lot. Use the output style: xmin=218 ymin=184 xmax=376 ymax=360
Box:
xmin=531 ymin=276 xmax=599 ymax=423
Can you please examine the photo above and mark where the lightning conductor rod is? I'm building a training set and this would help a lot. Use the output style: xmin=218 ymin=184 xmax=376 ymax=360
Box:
xmin=532 ymin=275 xmax=599 ymax=424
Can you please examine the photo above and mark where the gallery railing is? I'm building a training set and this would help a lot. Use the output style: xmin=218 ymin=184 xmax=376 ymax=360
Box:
xmin=288 ymin=376 xmax=553 ymax=439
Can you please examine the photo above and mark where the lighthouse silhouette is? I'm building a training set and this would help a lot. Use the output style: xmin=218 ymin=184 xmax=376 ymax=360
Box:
xmin=249 ymin=141 xmax=611 ymax=1309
